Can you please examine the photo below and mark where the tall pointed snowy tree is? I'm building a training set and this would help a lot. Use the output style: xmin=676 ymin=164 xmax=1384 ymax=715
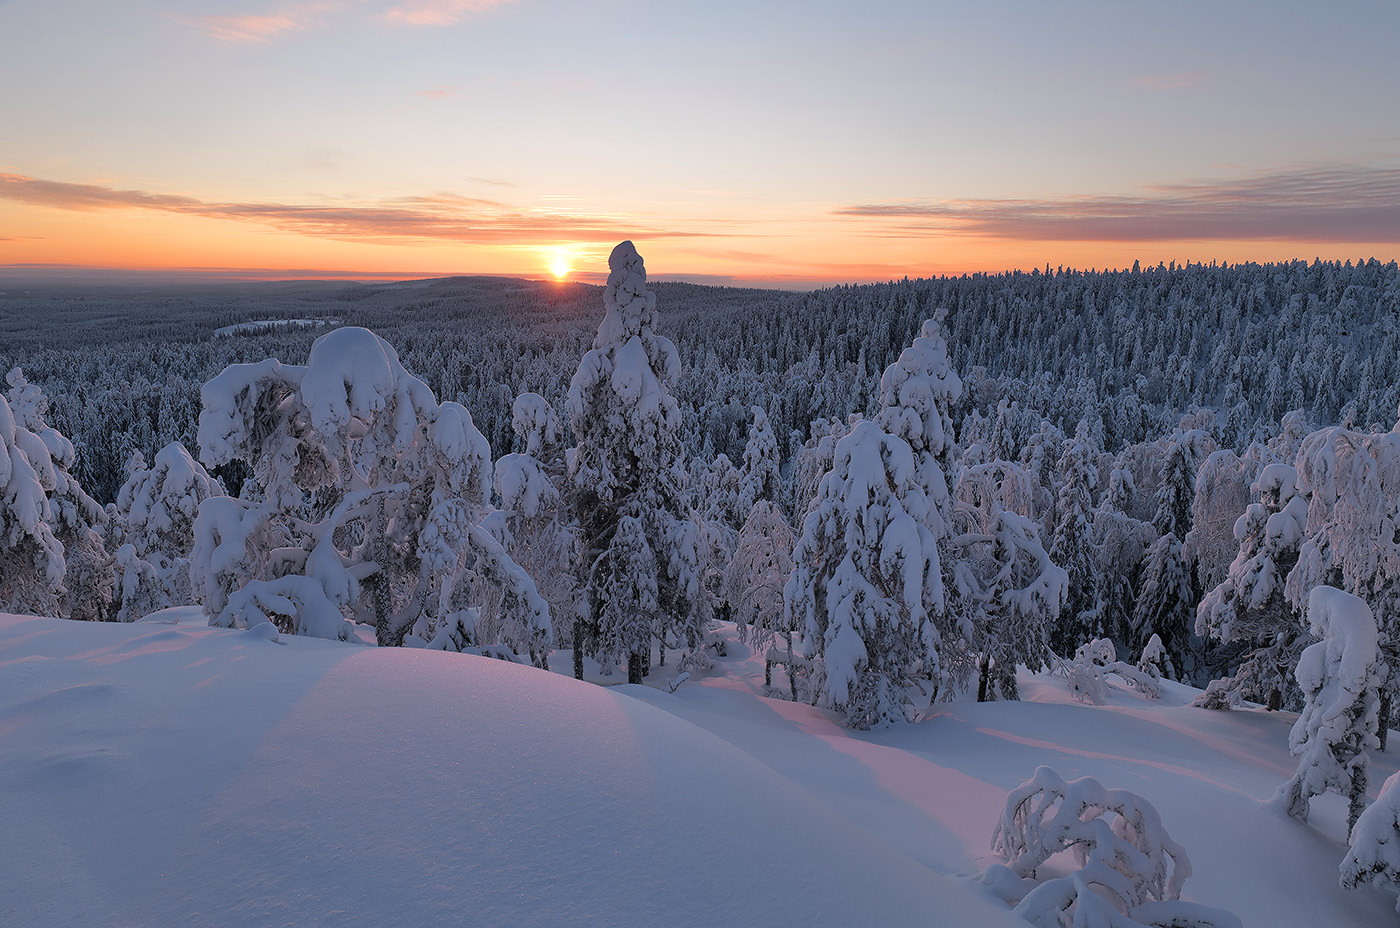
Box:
xmin=784 ymin=421 xmax=944 ymax=728
xmin=737 ymin=405 xmax=781 ymax=518
xmin=1048 ymin=421 xmax=1100 ymax=654
xmin=567 ymin=241 xmax=705 ymax=683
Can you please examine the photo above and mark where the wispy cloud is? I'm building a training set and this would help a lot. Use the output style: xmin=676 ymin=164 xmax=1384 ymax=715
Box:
xmin=192 ymin=2 xmax=342 ymax=43
xmin=0 ymin=173 xmax=705 ymax=245
xmin=837 ymin=164 xmax=1400 ymax=243
xmin=417 ymin=85 xmax=456 ymax=99
xmin=188 ymin=0 xmax=517 ymax=41
xmin=381 ymin=0 xmax=514 ymax=27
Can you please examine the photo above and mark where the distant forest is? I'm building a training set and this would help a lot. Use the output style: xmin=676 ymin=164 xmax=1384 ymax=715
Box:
xmin=4 ymin=259 xmax=1395 ymax=506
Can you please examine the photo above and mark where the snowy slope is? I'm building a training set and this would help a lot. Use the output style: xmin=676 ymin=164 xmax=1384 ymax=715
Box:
xmin=0 ymin=613 xmax=1015 ymax=928
xmin=3 ymin=612 xmax=1396 ymax=926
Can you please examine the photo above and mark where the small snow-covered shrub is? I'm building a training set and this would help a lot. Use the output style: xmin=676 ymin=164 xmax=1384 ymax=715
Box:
xmin=1137 ymin=633 xmax=1172 ymax=680
xmin=1275 ymin=585 xmax=1381 ymax=831
xmin=1059 ymin=638 xmax=1161 ymax=704
xmin=982 ymin=766 xmax=1240 ymax=928
xmin=1342 ymin=769 xmax=1400 ymax=912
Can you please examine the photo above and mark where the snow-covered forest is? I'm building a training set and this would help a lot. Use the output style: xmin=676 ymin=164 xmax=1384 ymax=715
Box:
xmin=4 ymin=248 xmax=1400 ymax=925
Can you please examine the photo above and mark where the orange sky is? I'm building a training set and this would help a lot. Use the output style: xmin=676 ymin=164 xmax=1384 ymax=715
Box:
xmin=2 ymin=1 xmax=1398 ymax=288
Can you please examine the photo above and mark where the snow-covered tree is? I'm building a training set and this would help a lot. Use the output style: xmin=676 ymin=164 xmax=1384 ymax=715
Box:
xmin=723 ymin=500 xmax=795 ymax=687
xmin=0 ymin=392 xmax=67 ymax=615
xmin=1342 ymin=769 xmax=1400 ymax=912
xmin=982 ymin=766 xmax=1240 ymax=928
xmin=494 ymin=392 xmax=575 ymax=651
xmin=567 ymin=241 xmax=705 ymax=683
xmin=1093 ymin=457 xmax=1155 ymax=648
xmin=784 ymin=421 xmax=943 ymax=728
xmin=1184 ymin=448 xmax=1263 ymax=596
xmin=1195 ymin=462 xmax=1309 ymax=708
xmin=1154 ymin=428 xmax=1210 ymax=542
xmin=1276 ymin=586 xmax=1381 ymax=832
xmin=1049 ymin=421 xmax=1100 ymax=654
xmin=192 ymin=327 xmax=550 ymax=660
xmin=737 ymin=405 xmax=781 ymax=518
xmin=1283 ymin=425 xmax=1400 ymax=742
xmin=790 ymin=415 xmax=856 ymax=519
xmin=0 ymin=368 xmax=111 ymax=621
xmin=952 ymin=459 xmax=1067 ymax=700
xmin=110 ymin=441 xmax=223 ymax=622
xmin=1131 ymin=534 xmax=1195 ymax=668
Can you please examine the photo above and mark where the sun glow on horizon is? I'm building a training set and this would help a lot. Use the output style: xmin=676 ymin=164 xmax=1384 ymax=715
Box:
xmin=548 ymin=247 xmax=571 ymax=280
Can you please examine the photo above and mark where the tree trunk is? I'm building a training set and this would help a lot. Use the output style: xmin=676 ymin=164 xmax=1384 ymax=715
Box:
xmin=573 ymin=618 xmax=585 ymax=680
xmin=1380 ymin=689 xmax=1392 ymax=752
xmin=977 ymin=654 xmax=991 ymax=703
xmin=1349 ymin=764 xmax=1368 ymax=834
xmin=764 ymin=660 xmax=772 ymax=687
xmin=627 ymin=650 xmax=644 ymax=685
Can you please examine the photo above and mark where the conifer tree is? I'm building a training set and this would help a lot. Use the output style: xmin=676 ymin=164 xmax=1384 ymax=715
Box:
xmin=567 ymin=242 xmax=705 ymax=683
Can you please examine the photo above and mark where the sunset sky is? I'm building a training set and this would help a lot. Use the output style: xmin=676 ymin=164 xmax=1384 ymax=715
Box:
xmin=2 ymin=0 xmax=1398 ymax=288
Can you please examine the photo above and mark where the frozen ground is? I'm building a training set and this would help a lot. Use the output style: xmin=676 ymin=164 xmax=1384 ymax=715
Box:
xmin=1 ymin=610 xmax=1394 ymax=927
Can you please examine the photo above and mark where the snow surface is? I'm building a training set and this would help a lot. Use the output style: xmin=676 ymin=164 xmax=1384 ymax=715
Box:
xmin=2 ymin=612 xmax=1396 ymax=926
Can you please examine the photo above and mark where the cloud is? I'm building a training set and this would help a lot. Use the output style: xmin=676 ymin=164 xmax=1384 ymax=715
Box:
xmin=417 ymin=85 xmax=456 ymax=99
xmin=188 ymin=1 xmax=514 ymax=43
xmin=196 ymin=13 xmax=303 ymax=42
xmin=190 ymin=2 xmax=344 ymax=42
xmin=836 ymin=164 xmax=1400 ymax=244
xmin=381 ymin=0 xmax=513 ymax=27
xmin=0 ymin=173 xmax=706 ymax=245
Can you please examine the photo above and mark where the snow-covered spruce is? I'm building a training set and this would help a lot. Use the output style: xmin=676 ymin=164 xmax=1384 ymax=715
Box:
xmin=1195 ymin=458 xmax=1309 ymax=709
xmin=1284 ymin=425 xmax=1400 ymax=742
xmin=192 ymin=327 xmax=550 ymax=661
xmin=1275 ymin=585 xmax=1381 ymax=831
xmin=951 ymin=458 xmax=1067 ymax=701
xmin=1343 ymin=769 xmax=1400 ymax=913
xmin=982 ymin=765 xmax=1241 ymax=928
xmin=1048 ymin=420 xmax=1101 ymax=655
xmin=784 ymin=420 xmax=942 ymax=728
xmin=0 ymin=368 xmax=110 ymax=620
xmin=737 ymin=405 xmax=781 ymax=518
xmin=566 ymin=241 xmax=706 ymax=682
xmin=110 ymin=441 xmax=223 ymax=623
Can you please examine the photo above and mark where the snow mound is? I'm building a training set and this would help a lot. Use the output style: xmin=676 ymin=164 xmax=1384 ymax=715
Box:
xmin=0 ymin=614 xmax=1007 ymax=928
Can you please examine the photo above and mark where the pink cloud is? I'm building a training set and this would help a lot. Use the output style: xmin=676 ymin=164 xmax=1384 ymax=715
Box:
xmin=0 ymin=173 xmax=709 ymax=245
xmin=196 ymin=13 xmax=303 ymax=43
xmin=837 ymin=163 xmax=1400 ymax=244
xmin=382 ymin=0 xmax=515 ymax=26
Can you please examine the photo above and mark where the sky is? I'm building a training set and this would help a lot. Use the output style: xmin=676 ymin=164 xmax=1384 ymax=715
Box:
xmin=2 ymin=0 xmax=1398 ymax=288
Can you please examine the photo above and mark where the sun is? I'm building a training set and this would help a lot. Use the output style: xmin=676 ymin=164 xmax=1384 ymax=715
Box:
xmin=549 ymin=250 xmax=571 ymax=280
